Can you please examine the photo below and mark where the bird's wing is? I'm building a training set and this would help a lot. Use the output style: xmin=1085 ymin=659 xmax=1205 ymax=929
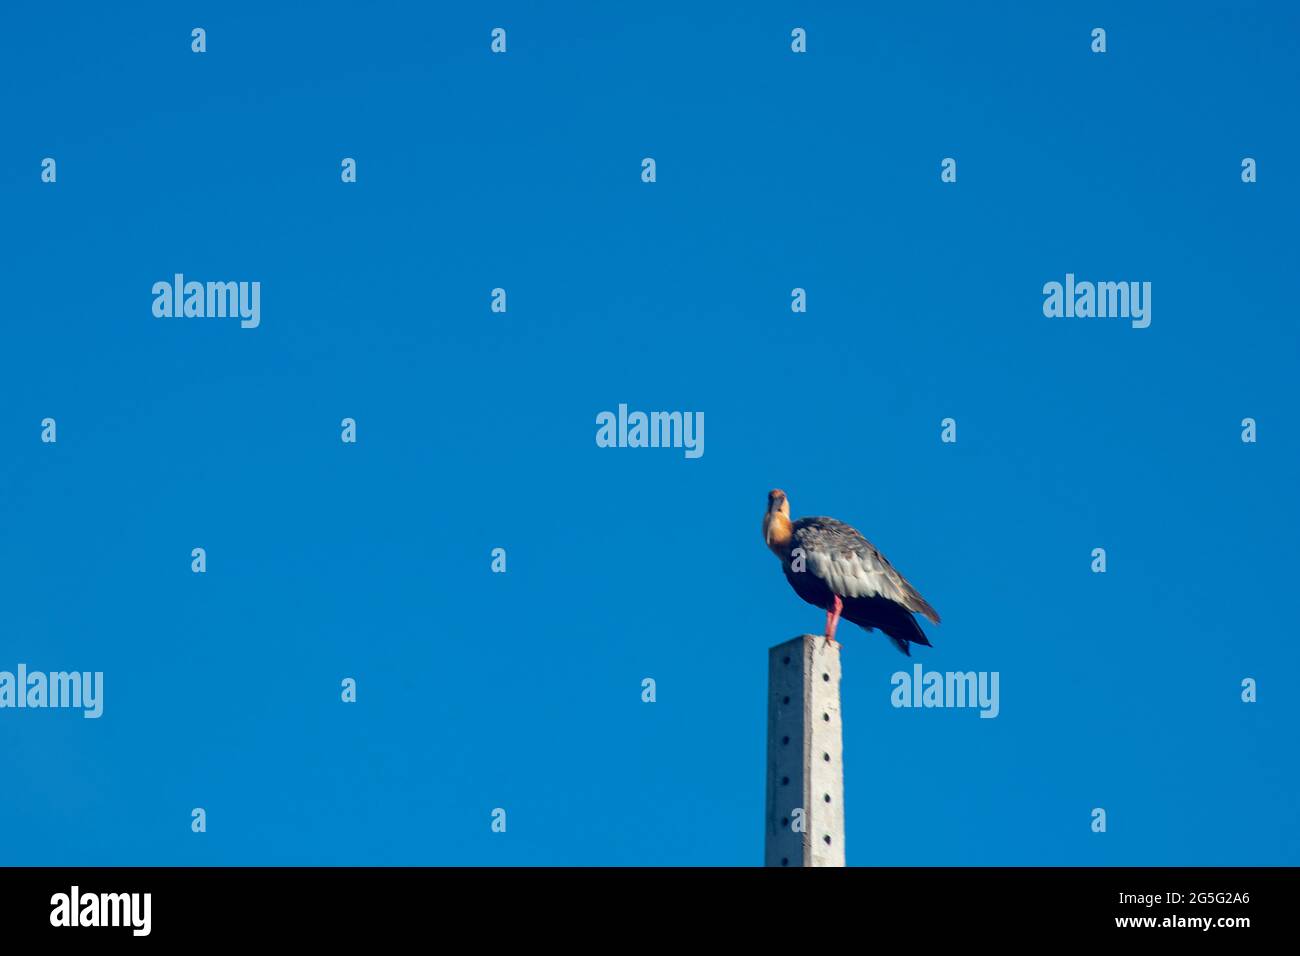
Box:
xmin=791 ymin=517 xmax=940 ymax=623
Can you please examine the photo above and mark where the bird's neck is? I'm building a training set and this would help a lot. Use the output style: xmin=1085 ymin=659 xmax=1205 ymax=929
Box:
xmin=763 ymin=511 xmax=793 ymax=557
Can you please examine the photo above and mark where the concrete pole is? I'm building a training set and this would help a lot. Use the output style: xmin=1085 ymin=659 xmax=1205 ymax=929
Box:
xmin=765 ymin=634 xmax=845 ymax=866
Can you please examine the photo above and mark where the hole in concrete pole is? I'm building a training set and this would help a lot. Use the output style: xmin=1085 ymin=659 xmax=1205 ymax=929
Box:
xmin=823 ymin=713 xmax=829 ymax=722
xmin=782 ymin=817 xmax=789 ymax=827
xmin=781 ymin=776 xmax=790 ymax=786
xmin=823 ymin=835 xmax=831 ymax=845
xmin=824 ymin=794 xmax=831 ymax=803
xmin=823 ymin=752 xmax=830 ymax=761
xmin=782 ymin=696 xmax=790 ymax=705
xmin=781 ymin=858 xmax=789 ymax=867
xmin=781 ymin=735 xmax=789 ymax=745
xmin=783 ymin=656 xmax=790 ymax=666
xmin=823 ymin=673 xmax=830 ymax=682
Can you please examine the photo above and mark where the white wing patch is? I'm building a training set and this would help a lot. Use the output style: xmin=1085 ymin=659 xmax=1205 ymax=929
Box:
xmin=807 ymin=547 xmax=906 ymax=603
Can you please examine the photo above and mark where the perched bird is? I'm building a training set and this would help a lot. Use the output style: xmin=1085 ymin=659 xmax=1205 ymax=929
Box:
xmin=762 ymin=489 xmax=940 ymax=654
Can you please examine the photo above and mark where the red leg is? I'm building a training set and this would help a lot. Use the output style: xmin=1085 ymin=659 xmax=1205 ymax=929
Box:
xmin=825 ymin=594 xmax=843 ymax=649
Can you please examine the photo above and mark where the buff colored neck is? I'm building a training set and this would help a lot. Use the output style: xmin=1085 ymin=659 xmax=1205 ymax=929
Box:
xmin=763 ymin=510 xmax=792 ymax=557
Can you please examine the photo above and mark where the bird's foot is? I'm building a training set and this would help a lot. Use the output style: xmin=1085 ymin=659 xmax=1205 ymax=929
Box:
xmin=824 ymin=635 xmax=841 ymax=651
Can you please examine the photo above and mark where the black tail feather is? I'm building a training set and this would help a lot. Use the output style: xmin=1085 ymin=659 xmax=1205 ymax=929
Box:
xmin=842 ymin=595 xmax=933 ymax=654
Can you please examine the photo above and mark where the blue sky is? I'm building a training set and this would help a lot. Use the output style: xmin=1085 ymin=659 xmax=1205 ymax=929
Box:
xmin=1 ymin=1 xmax=1296 ymax=865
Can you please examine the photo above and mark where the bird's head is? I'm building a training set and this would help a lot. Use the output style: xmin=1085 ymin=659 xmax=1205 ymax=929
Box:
xmin=763 ymin=489 xmax=792 ymax=553
xmin=766 ymin=488 xmax=789 ymax=519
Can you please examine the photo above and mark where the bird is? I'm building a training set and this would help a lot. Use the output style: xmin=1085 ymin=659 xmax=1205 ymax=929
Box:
xmin=762 ymin=489 xmax=940 ymax=654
